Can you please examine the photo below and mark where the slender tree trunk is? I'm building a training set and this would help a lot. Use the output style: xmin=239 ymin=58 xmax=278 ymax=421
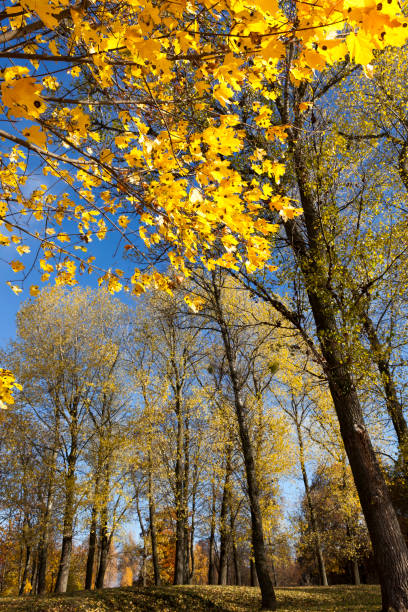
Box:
xmin=19 ymin=545 xmax=31 ymax=595
xmin=285 ymin=145 xmax=408 ymax=611
xmin=270 ymin=557 xmax=277 ymax=588
xmin=54 ymin=450 xmax=76 ymax=593
xmin=95 ymin=467 xmax=111 ymax=589
xmin=183 ymin=415 xmax=191 ymax=584
xmin=30 ymin=551 xmax=38 ymax=595
xmin=208 ymin=480 xmax=217 ymax=585
xmin=148 ymin=454 xmax=161 ymax=586
xmin=212 ymin=277 xmax=276 ymax=610
xmin=85 ymin=501 xmax=98 ymax=590
xmin=38 ymin=422 xmax=59 ymax=596
xmin=85 ymin=443 xmax=103 ymax=591
xmin=218 ymin=449 xmax=231 ymax=586
xmin=230 ymin=511 xmax=241 ymax=586
xmin=37 ymin=492 xmax=53 ymax=595
xmin=250 ymin=557 xmax=259 ymax=587
xmin=295 ymin=420 xmax=328 ymax=586
xmin=95 ymin=531 xmax=110 ymax=589
xmin=363 ymin=314 xmax=408 ymax=465
xmin=352 ymin=559 xmax=361 ymax=586
xmin=188 ymin=460 xmax=198 ymax=584
xmin=173 ymin=383 xmax=186 ymax=585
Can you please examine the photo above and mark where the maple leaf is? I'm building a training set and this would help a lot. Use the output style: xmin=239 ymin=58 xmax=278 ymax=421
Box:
xmin=10 ymin=260 xmax=25 ymax=273
xmin=22 ymin=125 xmax=47 ymax=148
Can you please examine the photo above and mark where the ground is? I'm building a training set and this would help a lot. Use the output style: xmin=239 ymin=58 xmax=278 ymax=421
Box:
xmin=0 ymin=584 xmax=381 ymax=612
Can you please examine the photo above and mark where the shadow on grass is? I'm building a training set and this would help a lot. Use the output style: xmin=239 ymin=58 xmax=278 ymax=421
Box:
xmin=0 ymin=584 xmax=381 ymax=612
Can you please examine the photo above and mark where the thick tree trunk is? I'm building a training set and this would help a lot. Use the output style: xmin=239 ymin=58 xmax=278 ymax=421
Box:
xmin=296 ymin=420 xmax=328 ymax=586
xmin=285 ymin=146 xmax=408 ymax=611
xmin=212 ymin=278 xmax=276 ymax=610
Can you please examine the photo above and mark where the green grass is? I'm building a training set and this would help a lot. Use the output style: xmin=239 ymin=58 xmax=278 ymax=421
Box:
xmin=0 ymin=584 xmax=381 ymax=612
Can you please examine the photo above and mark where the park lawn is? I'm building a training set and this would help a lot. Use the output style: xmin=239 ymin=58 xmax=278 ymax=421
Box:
xmin=0 ymin=584 xmax=381 ymax=611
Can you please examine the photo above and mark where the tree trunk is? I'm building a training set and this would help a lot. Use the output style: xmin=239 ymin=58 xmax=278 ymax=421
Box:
xmin=285 ymin=145 xmax=408 ymax=611
xmin=230 ymin=512 xmax=241 ymax=586
xmin=95 ymin=533 xmax=109 ymax=589
xmin=173 ymin=382 xmax=186 ymax=585
xmin=30 ymin=551 xmax=38 ymax=595
xmin=54 ymin=459 xmax=76 ymax=593
xmin=212 ymin=277 xmax=276 ymax=610
xmin=148 ymin=455 xmax=161 ymax=586
xmin=95 ymin=466 xmax=111 ymax=589
xmin=54 ymin=408 xmax=77 ymax=594
xmin=352 ymin=559 xmax=361 ymax=586
xmin=295 ymin=420 xmax=328 ymax=586
xmin=250 ymin=557 xmax=259 ymax=587
xmin=208 ymin=480 xmax=217 ymax=585
xmin=54 ymin=534 xmax=73 ymax=594
xmin=38 ymin=420 xmax=59 ymax=595
xmin=85 ymin=502 xmax=98 ymax=590
xmin=363 ymin=313 xmax=408 ymax=465
xmin=218 ymin=449 xmax=231 ymax=586
xmin=19 ymin=545 xmax=31 ymax=595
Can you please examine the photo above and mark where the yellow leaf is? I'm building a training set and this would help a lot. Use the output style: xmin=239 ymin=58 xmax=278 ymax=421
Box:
xmin=10 ymin=260 xmax=25 ymax=272
xmin=22 ymin=125 xmax=47 ymax=148
xmin=16 ymin=245 xmax=30 ymax=255
xmin=118 ymin=215 xmax=130 ymax=229
xmin=6 ymin=281 xmax=22 ymax=294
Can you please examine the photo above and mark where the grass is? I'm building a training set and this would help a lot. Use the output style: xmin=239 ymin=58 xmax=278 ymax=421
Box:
xmin=0 ymin=584 xmax=381 ymax=612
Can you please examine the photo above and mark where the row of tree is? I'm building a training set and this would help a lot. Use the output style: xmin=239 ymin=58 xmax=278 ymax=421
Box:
xmin=0 ymin=263 xmax=403 ymax=599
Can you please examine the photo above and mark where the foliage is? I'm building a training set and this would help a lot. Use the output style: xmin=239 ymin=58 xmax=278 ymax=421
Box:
xmin=0 ymin=0 xmax=407 ymax=310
